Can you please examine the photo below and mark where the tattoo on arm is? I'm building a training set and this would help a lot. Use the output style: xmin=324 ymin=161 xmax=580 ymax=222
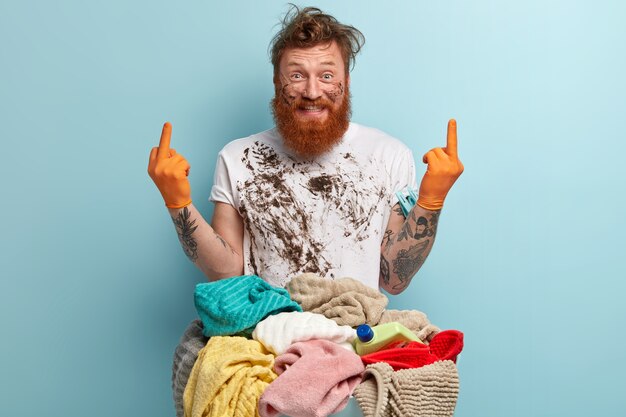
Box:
xmin=215 ymin=233 xmax=237 ymax=254
xmin=415 ymin=210 xmax=439 ymax=239
xmin=380 ymin=254 xmax=390 ymax=285
xmin=392 ymin=240 xmax=430 ymax=290
xmin=171 ymin=207 xmax=199 ymax=262
xmin=382 ymin=229 xmax=394 ymax=253
xmin=215 ymin=234 xmax=227 ymax=248
xmin=397 ymin=221 xmax=413 ymax=241
xmin=413 ymin=216 xmax=432 ymax=239
xmin=400 ymin=209 xmax=440 ymax=240
xmin=381 ymin=209 xmax=440 ymax=291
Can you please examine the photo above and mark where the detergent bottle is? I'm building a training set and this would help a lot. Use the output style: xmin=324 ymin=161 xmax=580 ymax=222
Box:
xmin=353 ymin=322 xmax=422 ymax=356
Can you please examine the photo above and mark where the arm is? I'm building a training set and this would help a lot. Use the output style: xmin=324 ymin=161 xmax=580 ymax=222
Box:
xmin=379 ymin=119 xmax=463 ymax=294
xmin=148 ymin=122 xmax=244 ymax=281
xmin=168 ymin=202 xmax=244 ymax=280
xmin=379 ymin=204 xmax=440 ymax=295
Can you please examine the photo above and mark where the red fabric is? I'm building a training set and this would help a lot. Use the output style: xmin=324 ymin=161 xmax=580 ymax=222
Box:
xmin=360 ymin=330 xmax=464 ymax=371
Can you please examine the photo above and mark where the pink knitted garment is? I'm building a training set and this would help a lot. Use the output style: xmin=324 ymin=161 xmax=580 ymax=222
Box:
xmin=258 ymin=339 xmax=364 ymax=417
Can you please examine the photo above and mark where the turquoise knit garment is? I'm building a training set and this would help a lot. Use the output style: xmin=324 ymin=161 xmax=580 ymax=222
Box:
xmin=194 ymin=275 xmax=302 ymax=337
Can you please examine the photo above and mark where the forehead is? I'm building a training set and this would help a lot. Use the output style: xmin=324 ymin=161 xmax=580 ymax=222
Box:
xmin=279 ymin=41 xmax=345 ymax=69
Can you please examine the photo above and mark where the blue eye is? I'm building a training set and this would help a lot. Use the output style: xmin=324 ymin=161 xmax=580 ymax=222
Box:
xmin=322 ymin=73 xmax=333 ymax=81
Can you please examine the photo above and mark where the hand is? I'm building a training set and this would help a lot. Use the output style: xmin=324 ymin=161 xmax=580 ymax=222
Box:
xmin=417 ymin=119 xmax=464 ymax=210
xmin=147 ymin=122 xmax=192 ymax=209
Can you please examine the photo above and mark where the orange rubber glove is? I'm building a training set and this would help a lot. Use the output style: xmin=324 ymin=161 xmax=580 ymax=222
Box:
xmin=417 ymin=119 xmax=464 ymax=210
xmin=147 ymin=122 xmax=192 ymax=209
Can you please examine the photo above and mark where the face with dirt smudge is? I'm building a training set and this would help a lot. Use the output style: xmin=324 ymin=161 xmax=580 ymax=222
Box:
xmin=271 ymin=41 xmax=351 ymax=158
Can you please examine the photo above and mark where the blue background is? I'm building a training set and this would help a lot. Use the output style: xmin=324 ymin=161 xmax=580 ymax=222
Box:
xmin=1 ymin=0 xmax=625 ymax=416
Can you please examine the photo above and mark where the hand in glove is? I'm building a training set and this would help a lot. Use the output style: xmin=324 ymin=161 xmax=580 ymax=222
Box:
xmin=147 ymin=122 xmax=192 ymax=209
xmin=417 ymin=119 xmax=464 ymax=210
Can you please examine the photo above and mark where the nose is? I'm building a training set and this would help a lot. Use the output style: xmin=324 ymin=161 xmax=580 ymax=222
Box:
xmin=302 ymin=78 xmax=322 ymax=100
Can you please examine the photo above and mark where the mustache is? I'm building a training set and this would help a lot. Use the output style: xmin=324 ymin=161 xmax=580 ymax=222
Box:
xmin=281 ymin=95 xmax=335 ymax=110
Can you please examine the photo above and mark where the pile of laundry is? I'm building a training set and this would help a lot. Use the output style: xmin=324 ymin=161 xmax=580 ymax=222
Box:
xmin=172 ymin=273 xmax=463 ymax=417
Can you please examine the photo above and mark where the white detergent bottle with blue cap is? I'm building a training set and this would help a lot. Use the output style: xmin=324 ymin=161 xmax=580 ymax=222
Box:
xmin=353 ymin=322 xmax=422 ymax=356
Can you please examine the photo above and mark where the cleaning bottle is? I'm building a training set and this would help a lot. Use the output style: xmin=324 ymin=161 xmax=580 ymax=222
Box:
xmin=353 ymin=322 xmax=422 ymax=356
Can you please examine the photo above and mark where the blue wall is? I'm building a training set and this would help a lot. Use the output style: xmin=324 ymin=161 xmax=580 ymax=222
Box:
xmin=2 ymin=1 xmax=625 ymax=416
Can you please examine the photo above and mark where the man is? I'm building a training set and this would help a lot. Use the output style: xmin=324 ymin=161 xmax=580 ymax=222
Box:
xmin=148 ymin=6 xmax=463 ymax=295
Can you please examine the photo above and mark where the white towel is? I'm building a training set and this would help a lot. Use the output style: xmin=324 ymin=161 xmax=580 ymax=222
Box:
xmin=252 ymin=311 xmax=357 ymax=355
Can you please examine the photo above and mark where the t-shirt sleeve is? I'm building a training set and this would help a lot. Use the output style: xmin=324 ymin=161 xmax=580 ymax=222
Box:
xmin=389 ymin=149 xmax=418 ymax=207
xmin=209 ymin=150 xmax=236 ymax=207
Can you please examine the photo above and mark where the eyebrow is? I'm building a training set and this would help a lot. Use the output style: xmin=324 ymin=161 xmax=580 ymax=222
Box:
xmin=286 ymin=61 xmax=337 ymax=68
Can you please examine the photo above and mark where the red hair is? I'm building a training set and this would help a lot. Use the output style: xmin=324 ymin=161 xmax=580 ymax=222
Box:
xmin=269 ymin=5 xmax=365 ymax=75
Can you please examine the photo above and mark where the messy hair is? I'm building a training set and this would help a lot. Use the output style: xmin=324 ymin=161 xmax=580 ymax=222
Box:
xmin=270 ymin=5 xmax=365 ymax=75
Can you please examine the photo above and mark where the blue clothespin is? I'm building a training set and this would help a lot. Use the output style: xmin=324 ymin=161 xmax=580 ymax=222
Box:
xmin=395 ymin=187 xmax=419 ymax=218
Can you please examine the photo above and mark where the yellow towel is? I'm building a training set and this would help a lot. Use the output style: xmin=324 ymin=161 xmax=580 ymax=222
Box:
xmin=183 ymin=336 xmax=277 ymax=417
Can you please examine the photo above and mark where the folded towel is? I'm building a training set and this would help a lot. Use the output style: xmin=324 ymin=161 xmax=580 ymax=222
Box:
xmin=172 ymin=320 xmax=208 ymax=417
xmin=377 ymin=309 xmax=440 ymax=343
xmin=354 ymin=361 xmax=459 ymax=417
xmin=252 ymin=311 xmax=357 ymax=355
xmin=258 ymin=339 xmax=364 ymax=417
xmin=183 ymin=336 xmax=277 ymax=417
xmin=286 ymin=273 xmax=388 ymax=326
xmin=360 ymin=330 xmax=464 ymax=371
xmin=195 ymin=275 xmax=302 ymax=337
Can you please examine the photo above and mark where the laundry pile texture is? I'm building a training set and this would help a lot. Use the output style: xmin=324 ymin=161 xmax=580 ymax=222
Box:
xmin=194 ymin=274 xmax=302 ymax=337
xmin=172 ymin=320 xmax=207 ymax=417
xmin=354 ymin=361 xmax=459 ymax=417
xmin=172 ymin=274 xmax=463 ymax=417
xmin=258 ymin=339 xmax=365 ymax=417
xmin=184 ymin=336 xmax=277 ymax=417
xmin=252 ymin=311 xmax=357 ymax=355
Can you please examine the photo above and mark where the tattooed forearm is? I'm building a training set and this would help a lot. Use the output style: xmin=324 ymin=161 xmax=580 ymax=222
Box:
xmin=380 ymin=207 xmax=441 ymax=293
xmin=392 ymin=240 xmax=430 ymax=290
xmin=171 ymin=206 xmax=199 ymax=262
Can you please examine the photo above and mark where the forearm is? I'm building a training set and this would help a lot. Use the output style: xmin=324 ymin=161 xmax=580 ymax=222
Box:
xmin=168 ymin=204 xmax=243 ymax=280
xmin=380 ymin=205 xmax=440 ymax=294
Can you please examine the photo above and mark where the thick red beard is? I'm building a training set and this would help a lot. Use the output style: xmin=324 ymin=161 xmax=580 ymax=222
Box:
xmin=271 ymin=85 xmax=351 ymax=158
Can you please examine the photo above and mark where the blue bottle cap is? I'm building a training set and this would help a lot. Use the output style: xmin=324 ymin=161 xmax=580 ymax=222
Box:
xmin=356 ymin=324 xmax=374 ymax=343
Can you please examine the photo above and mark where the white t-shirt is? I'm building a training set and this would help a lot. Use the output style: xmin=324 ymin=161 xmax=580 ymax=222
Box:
xmin=210 ymin=122 xmax=417 ymax=289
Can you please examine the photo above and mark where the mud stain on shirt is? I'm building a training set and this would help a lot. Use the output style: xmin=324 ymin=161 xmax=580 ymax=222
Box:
xmin=304 ymin=169 xmax=386 ymax=242
xmin=239 ymin=142 xmax=330 ymax=276
xmin=238 ymin=140 xmax=387 ymax=280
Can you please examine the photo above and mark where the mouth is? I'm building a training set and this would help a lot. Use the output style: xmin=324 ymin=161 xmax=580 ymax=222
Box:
xmin=296 ymin=105 xmax=328 ymax=119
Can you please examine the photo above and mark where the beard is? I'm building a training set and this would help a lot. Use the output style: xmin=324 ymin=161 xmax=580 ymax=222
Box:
xmin=271 ymin=84 xmax=351 ymax=158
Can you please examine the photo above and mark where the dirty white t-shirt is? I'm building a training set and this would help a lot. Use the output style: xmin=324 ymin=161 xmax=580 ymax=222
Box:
xmin=210 ymin=122 xmax=417 ymax=289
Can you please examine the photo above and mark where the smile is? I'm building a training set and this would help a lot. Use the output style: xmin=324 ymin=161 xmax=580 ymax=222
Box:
xmin=296 ymin=104 xmax=328 ymax=118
